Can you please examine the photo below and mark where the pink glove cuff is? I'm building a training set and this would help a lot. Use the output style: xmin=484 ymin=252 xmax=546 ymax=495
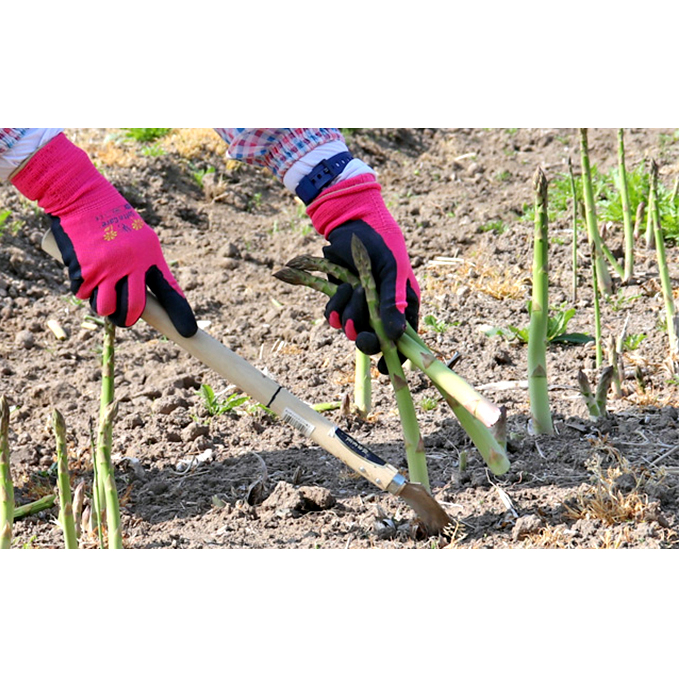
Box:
xmin=306 ymin=173 xmax=392 ymax=238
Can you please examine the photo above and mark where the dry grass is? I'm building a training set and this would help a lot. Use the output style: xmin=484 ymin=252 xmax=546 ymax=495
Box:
xmin=66 ymin=128 xmax=226 ymax=168
xmin=425 ymin=256 xmax=528 ymax=301
xmin=562 ymin=440 xmax=660 ymax=526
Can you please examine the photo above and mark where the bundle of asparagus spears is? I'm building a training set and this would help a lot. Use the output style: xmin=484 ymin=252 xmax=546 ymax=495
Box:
xmin=274 ymin=234 xmax=510 ymax=491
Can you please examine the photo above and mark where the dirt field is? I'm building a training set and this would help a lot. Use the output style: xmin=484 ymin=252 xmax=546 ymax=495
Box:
xmin=2 ymin=127 xmax=679 ymax=549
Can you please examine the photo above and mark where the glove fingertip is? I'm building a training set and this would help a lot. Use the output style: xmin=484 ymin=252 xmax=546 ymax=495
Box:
xmin=355 ymin=331 xmax=381 ymax=356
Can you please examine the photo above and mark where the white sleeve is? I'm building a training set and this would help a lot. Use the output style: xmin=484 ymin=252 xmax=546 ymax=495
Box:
xmin=282 ymin=140 xmax=375 ymax=194
xmin=0 ymin=128 xmax=64 ymax=181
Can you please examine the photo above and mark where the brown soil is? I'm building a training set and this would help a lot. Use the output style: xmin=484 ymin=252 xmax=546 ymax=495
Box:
xmin=2 ymin=127 xmax=679 ymax=549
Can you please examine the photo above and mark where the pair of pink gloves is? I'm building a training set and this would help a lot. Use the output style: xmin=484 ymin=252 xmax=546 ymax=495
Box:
xmin=12 ymin=133 xmax=419 ymax=368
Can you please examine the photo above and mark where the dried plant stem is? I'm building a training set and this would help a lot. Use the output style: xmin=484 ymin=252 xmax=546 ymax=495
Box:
xmin=527 ymin=168 xmax=554 ymax=435
xmin=0 ymin=396 xmax=14 ymax=549
xmin=53 ymin=409 xmax=78 ymax=549
xmin=579 ymin=128 xmax=614 ymax=293
xmin=351 ymin=235 xmax=430 ymax=491
xmin=618 ymin=129 xmax=635 ymax=282
xmin=650 ymin=159 xmax=679 ymax=363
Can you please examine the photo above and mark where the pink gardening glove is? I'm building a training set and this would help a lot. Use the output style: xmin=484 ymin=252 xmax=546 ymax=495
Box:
xmin=307 ymin=173 xmax=421 ymax=374
xmin=11 ymin=133 xmax=197 ymax=337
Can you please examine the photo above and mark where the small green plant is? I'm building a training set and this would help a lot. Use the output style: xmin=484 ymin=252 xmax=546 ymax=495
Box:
xmin=623 ymin=333 xmax=646 ymax=351
xmin=420 ymin=396 xmax=439 ymax=412
xmin=247 ymin=192 xmax=263 ymax=212
xmin=192 ymin=166 xmax=216 ymax=188
xmin=122 ymin=128 xmax=172 ymax=143
xmin=141 ymin=143 xmax=166 ymax=157
xmin=497 ymin=304 xmax=593 ymax=345
xmin=607 ymin=289 xmax=642 ymax=312
xmin=422 ymin=314 xmax=457 ymax=334
xmin=0 ymin=209 xmax=24 ymax=238
xmin=480 ymin=220 xmax=508 ymax=234
xmin=199 ymin=384 xmax=250 ymax=416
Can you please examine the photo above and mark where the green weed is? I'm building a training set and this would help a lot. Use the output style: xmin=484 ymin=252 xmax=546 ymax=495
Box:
xmin=422 ymin=314 xmax=457 ymax=334
xmin=420 ymin=396 xmax=439 ymax=412
xmin=480 ymin=220 xmax=508 ymax=234
xmin=192 ymin=166 xmax=216 ymax=188
xmin=622 ymin=333 xmax=646 ymax=351
xmin=199 ymin=384 xmax=250 ymax=416
xmin=141 ymin=143 xmax=166 ymax=157
xmin=486 ymin=304 xmax=593 ymax=345
xmin=0 ymin=209 xmax=24 ymax=238
xmin=123 ymin=128 xmax=172 ymax=143
xmin=606 ymin=289 xmax=643 ymax=312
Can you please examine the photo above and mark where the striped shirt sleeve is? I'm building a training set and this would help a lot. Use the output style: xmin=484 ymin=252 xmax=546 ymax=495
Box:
xmin=0 ymin=128 xmax=29 ymax=154
xmin=213 ymin=128 xmax=345 ymax=182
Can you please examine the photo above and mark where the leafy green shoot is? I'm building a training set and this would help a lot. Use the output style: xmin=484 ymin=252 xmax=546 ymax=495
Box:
xmin=419 ymin=396 xmax=439 ymax=412
xmin=480 ymin=220 xmax=508 ymax=234
xmin=622 ymin=333 xmax=647 ymax=352
xmin=422 ymin=314 xmax=457 ymax=334
xmin=199 ymin=384 xmax=250 ymax=417
xmin=486 ymin=304 xmax=593 ymax=345
xmin=0 ymin=209 xmax=25 ymax=238
xmin=123 ymin=128 xmax=173 ymax=143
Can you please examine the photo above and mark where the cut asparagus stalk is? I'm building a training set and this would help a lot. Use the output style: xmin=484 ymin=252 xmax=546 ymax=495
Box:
xmin=286 ymin=254 xmax=360 ymax=287
xmin=13 ymin=495 xmax=56 ymax=519
xmin=350 ymin=234 xmax=430 ymax=491
xmin=93 ymin=319 xmax=116 ymax=537
xmin=527 ymin=168 xmax=554 ymax=435
xmin=53 ymin=409 xmax=78 ymax=549
xmin=0 ymin=396 xmax=14 ymax=549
